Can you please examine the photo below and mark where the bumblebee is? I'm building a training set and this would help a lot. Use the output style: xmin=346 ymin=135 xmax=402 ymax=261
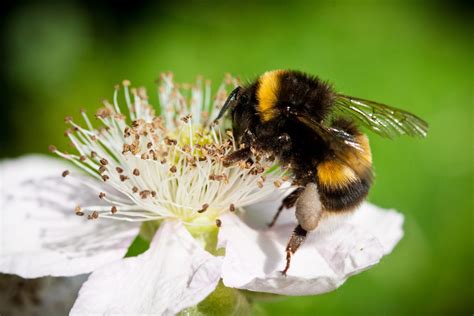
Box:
xmin=214 ymin=70 xmax=428 ymax=275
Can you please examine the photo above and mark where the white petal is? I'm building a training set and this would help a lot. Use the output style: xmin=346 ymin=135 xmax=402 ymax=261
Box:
xmin=218 ymin=202 xmax=403 ymax=296
xmin=350 ymin=202 xmax=404 ymax=254
xmin=0 ymin=155 xmax=139 ymax=278
xmin=239 ymin=187 xmax=295 ymax=229
xmin=71 ymin=220 xmax=222 ymax=315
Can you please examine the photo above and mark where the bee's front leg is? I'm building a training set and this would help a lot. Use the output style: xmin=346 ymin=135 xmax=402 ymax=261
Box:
xmin=222 ymin=147 xmax=252 ymax=167
xmin=281 ymin=183 xmax=323 ymax=276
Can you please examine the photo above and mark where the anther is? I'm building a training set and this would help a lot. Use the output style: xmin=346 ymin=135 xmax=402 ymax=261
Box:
xmin=79 ymin=155 xmax=87 ymax=161
xmin=133 ymin=168 xmax=140 ymax=176
xmin=216 ymin=219 xmax=222 ymax=227
xmin=120 ymin=175 xmax=129 ymax=182
xmin=165 ymin=137 xmax=177 ymax=146
xmin=101 ymin=175 xmax=110 ymax=182
xmin=197 ymin=203 xmax=209 ymax=213
xmin=132 ymin=186 xmax=139 ymax=193
xmin=62 ymin=170 xmax=70 ymax=177
xmin=100 ymin=158 xmax=108 ymax=165
xmin=169 ymin=165 xmax=177 ymax=173
xmin=88 ymin=211 xmax=99 ymax=220
xmin=48 ymin=145 xmax=57 ymax=153
xmin=99 ymin=192 xmax=106 ymax=199
xmin=98 ymin=166 xmax=107 ymax=174
xmin=229 ymin=204 xmax=235 ymax=212
xmin=116 ymin=167 xmax=124 ymax=173
xmin=140 ymin=190 xmax=151 ymax=199
xmin=209 ymin=173 xmax=228 ymax=183
xmin=91 ymin=151 xmax=97 ymax=158
xmin=111 ymin=206 xmax=118 ymax=214
xmin=180 ymin=114 xmax=192 ymax=123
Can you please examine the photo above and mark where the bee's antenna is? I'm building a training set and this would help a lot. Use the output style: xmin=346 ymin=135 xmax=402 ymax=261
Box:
xmin=213 ymin=86 xmax=240 ymax=124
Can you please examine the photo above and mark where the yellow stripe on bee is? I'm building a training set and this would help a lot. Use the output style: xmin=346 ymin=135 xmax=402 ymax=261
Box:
xmin=344 ymin=134 xmax=372 ymax=174
xmin=355 ymin=134 xmax=372 ymax=164
xmin=317 ymin=160 xmax=359 ymax=189
xmin=256 ymin=70 xmax=286 ymax=122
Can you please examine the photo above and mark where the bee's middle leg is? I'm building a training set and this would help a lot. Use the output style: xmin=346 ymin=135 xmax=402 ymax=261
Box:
xmin=268 ymin=187 xmax=304 ymax=228
xmin=281 ymin=183 xmax=323 ymax=276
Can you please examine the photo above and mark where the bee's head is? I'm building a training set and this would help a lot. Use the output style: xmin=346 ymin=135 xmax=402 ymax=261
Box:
xmin=214 ymin=87 xmax=256 ymax=147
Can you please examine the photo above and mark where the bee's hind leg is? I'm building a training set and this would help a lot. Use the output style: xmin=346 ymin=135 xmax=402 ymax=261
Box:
xmin=281 ymin=183 xmax=323 ymax=276
xmin=268 ymin=187 xmax=304 ymax=228
xmin=282 ymin=224 xmax=307 ymax=276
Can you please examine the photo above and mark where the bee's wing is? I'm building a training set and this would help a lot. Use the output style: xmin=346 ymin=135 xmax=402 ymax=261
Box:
xmin=295 ymin=113 xmax=365 ymax=154
xmin=333 ymin=94 xmax=428 ymax=138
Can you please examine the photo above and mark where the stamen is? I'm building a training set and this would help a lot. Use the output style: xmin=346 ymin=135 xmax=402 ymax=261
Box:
xmin=52 ymin=73 xmax=286 ymax=225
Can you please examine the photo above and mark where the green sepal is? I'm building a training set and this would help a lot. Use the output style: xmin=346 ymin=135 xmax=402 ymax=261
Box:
xmin=124 ymin=220 xmax=161 ymax=258
xmin=178 ymin=282 xmax=251 ymax=316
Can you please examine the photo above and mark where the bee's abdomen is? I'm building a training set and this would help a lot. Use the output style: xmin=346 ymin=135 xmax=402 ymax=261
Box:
xmin=316 ymin=171 xmax=372 ymax=211
xmin=315 ymin=133 xmax=373 ymax=212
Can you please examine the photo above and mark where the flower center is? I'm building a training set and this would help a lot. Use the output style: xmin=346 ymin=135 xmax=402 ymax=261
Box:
xmin=50 ymin=73 xmax=287 ymax=229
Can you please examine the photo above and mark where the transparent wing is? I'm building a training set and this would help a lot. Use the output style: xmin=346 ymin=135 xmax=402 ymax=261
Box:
xmin=295 ymin=113 xmax=364 ymax=158
xmin=334 ymin=94 xmax=428 ymax=138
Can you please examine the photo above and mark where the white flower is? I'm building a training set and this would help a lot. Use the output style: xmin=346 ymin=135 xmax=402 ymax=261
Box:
xmin=0 ymin=74 xmax=404 ymax=315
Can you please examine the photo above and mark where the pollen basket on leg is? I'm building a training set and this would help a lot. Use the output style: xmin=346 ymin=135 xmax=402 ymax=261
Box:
xmin=52 ymin=73 xmax=286 ymax=227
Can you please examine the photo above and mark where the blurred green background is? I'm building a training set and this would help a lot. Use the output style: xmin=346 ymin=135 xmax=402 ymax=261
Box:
xmin=1 ymin=0 xmax=472 ymax=314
